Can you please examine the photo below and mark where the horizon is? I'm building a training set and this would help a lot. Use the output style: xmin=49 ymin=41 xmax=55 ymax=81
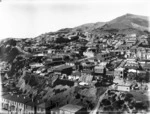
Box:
xmin=0 ymin=0 xmax=150 ymax=39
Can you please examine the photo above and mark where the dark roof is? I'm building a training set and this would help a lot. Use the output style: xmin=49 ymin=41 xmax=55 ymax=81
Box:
xmin=45 ymin=61 xmax=65 ymax=66
xmin=53 ymin=79 xmax=74 ymax=87
xmin=140 ymin=60 xmax=150 ymax=62
xmin=2 ymin=93 xmax=31 ymax=104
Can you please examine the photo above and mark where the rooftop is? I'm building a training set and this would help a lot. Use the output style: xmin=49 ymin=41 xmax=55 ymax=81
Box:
xmin=54 ymin=65 xmax=72 ymax=71
xmin=2 ymin=91 xmax=43 ymax=107
xmin=59 ymin=104 xmax=83 ymax=113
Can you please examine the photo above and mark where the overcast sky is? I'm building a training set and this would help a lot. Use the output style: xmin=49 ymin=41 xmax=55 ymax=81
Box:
xmin=0 ymin=0 xmax=149 ymax=39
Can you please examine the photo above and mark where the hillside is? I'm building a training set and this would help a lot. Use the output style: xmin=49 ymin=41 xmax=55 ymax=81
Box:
xmin=63 ymin=13 xmax=149 ymax=37
xmin=92 ymin=13 xmax=149 ymax=36
xmin=73 ymin=22 xmax=106 ymax=32
xmin=105 ymin=13 xmax=148 ymax=29
xmin=0 ymin=13 xmax=149 ymax=47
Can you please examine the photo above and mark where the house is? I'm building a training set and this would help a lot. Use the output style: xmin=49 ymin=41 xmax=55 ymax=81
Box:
xmin=136 ymin=47 xmax=150 ymax=60
xmin=1 ymin=93 xmax=45 ymax=114
xmin=51 ymin=107 xmax=59 ymax=114
xmin=126 ymin=37 xmax=137 ymax=45
xmin=50 ymin=104 xmax=86 ymax=114
xmin=94 ymin=62 xmax=107 ymax=74
xmin=53 ymin=65 xmax=73 ymax=75
xmin=81 ymin=61 xmax=95 ymax=70
xmin=79 ymin=72 xmax=93 ymax=84
xmin=124 ymin=60 xmax=139 ymax=70
xmin=30 ymin=63 xmax=44 ymax=68
xmin=106 ymin=70 xmax=114 ymax=77
xmin=45 ymin=60 xmax=65 ymax=67
xmin=50 ymin=56 xmax=64 ymax=62
xmin=83 ymin=51 xmax=94 ymax=58
xmin=114 ymin=68 xmax=124 ymax=78
xmin=47 ymin=49 xmax=56 ymax=54
xmin=117 ymin=44 xmax=131 ymax=51
xmin=96 ymin=52 xmax=114 ymax=61
xmin=94 ymin=66 xmax=105 ymax=74
xmin=59 ymin=104 xmax=86 ymax=114
xmin=117 ymin=85 xmax=130 ymax=91
xmin=143 ymin=64 xmax=150 ymax=70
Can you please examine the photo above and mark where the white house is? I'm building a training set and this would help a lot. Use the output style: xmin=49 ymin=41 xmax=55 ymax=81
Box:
xmin=114 ymin=67 xmax=124 ymax=78
xmin=117 ymin=85 xmax=130 ymax=91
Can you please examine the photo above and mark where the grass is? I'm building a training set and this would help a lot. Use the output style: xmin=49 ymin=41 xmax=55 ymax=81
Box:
xmin=127 ymin=91 xmax=149 ymax=102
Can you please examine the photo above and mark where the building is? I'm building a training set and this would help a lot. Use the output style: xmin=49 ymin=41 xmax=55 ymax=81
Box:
xmin=51 ymin=107 xmax=60 ymax=114
xmin=106 ymin=70 xmax=114 ymax=77
xmin=126 ymin=37 xmax=137 ymax=45
xmin=96 ymin=52 xmax=114 ymax=61
xmin=94 ymin=65 xmax=105 ymax=74
xmin=1 ymin=93 xmax=45 ymax=114
xmin=117 ymin=85 xmax=130 ymax=91
xmin=114 ymin=68 xmax=124 ymax=78
xmin=136 ymin=48 xmax=150 ymax=60
xmin=30 ymin=63 xmax=44 ymax=69
xmin=94 ymin=62 xmax=107 ymax=74
xmin=51 ymin=104 xmax=86 ymax=114
xmin=83 ymin=48 xmax=95 ymax=58
xmin=59 ymin=104 xmax=85 ymax=114
xmin=47 ymin=49 xmax=56 ymax=54
xmin=54 ymin=65 xmax=73 ymax=75
xmin=117 ymin=44 xmax=131 ymax=51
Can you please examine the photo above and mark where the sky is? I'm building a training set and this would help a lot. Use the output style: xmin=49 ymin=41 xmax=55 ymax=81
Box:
xmin=0 ymin=0 xmax=149 ymax=39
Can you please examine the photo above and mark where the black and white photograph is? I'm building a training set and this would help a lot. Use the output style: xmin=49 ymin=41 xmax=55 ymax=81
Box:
xmin=0 ymin=0 xmax=150 ymax=114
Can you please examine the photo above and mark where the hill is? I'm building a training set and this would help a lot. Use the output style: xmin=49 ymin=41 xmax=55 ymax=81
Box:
xmin=73 ymin=22 xmax=106 ymax=32
xmin=92 ymin=13 xmax=149 ymax=36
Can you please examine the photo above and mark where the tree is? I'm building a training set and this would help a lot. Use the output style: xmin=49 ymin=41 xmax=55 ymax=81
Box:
xmin=145 ymin=71 xmax=150 ymax=83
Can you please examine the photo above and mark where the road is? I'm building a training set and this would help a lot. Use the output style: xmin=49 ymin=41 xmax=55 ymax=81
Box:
xmin=90 ymin=89 xmax=109 ymax=114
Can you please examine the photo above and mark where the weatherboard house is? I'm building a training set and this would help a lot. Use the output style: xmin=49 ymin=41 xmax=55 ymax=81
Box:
xmin=1 ymin=93 xmax=46 ymax=114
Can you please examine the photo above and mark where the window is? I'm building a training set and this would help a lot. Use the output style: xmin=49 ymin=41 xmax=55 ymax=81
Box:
xmin=60 ymin=110 xmax=64 ymax=114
